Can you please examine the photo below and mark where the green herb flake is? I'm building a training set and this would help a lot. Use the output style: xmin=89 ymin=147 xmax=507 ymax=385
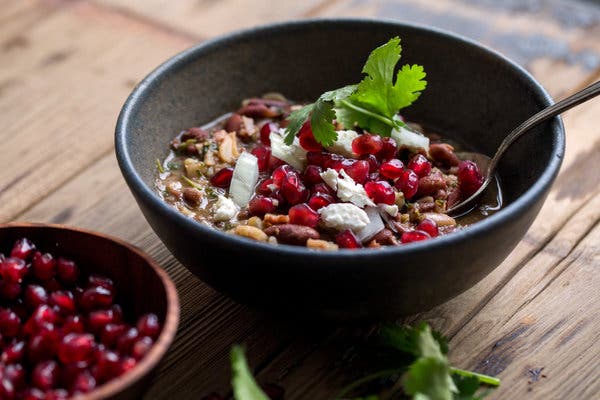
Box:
xmin=156 ymin=159 xmax=165 ymax=174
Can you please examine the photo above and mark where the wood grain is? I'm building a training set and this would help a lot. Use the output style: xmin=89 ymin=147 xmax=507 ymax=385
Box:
xmin=0 ymin=1 xmax=193 ymax=222
xmin=93 ymin=0 xmax=329 ymax=38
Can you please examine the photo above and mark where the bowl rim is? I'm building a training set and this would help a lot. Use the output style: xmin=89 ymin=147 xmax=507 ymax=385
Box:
xmin=0 ymin=222 xmax=180 ymax=399
xmin=115 ymin=17 xmax=565 ymax=259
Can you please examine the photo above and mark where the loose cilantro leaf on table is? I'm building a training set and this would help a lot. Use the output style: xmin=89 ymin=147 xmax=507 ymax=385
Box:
xmin=284 ymin=37 xmax=427 ymax=145
xmin=226 ymin=323 xmax=499 ymax=400
xmin=231 ymin=345 xmax=269 ymax=400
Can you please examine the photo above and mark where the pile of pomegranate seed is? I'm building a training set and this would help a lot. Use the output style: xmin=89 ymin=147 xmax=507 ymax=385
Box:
xmin=0 ymin=238 xmax=162 ymax=399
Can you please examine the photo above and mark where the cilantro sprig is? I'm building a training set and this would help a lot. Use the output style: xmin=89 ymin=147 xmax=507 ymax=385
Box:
xmin=226 ymin=322 xmax=499 ymax=400
xmin=284 ymin=37 xmax=427 ymax=146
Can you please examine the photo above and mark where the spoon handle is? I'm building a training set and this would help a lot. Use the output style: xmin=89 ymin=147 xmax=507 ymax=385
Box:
xmin=487 ymin=80 xmax=600 ymax=177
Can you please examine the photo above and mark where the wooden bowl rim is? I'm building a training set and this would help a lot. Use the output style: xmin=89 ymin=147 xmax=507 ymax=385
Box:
xmin=0 ymin=222 xmax=180 ymax=399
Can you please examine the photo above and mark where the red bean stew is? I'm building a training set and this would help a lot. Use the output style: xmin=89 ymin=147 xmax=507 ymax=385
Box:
xmin=156 ymin=95 xmax=502 ymax=250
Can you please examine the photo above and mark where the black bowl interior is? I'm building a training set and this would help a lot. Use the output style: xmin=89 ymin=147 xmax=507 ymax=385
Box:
xmin=116 ymin=20 xmax=564 ymax=319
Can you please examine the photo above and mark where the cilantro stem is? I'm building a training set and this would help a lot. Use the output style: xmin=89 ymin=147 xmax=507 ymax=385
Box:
xmin=333 ymin=368 xmax=402 ymax=400
xmin=450 ymin=367 xmax=500 ymax=386
xmin=181 ymin=176 xmax=203 ymax=190
xmin=338 ymin=99 xmax=397 ymax=129
xmin=156 ymin=158 xmax=165 ymax=174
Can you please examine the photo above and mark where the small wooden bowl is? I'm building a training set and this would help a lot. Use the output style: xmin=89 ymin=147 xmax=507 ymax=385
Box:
xmin=0 ymin=222 xmax=180 ymax=400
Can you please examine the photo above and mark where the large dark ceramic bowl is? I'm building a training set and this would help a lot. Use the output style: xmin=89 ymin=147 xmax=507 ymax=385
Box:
xmin=115 ymin=19 xmax=564 ymax=319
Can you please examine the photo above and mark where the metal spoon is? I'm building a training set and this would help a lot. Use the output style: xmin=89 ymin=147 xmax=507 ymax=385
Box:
xmin=447 ymin=80 xmax=600 ymax=216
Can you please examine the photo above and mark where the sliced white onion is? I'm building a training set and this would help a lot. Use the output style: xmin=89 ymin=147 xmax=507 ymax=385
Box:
xmin=355 ymin=206 xmax=385 ymax=243
xmin=391 ymin=126 xmax=429 ymax=153
xmin=229 ymin=152 xmax=259 ymax=207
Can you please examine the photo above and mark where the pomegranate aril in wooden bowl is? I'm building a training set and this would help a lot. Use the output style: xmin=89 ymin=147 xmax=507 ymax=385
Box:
xmin=0 ymin=224 xmax=179 ymax=400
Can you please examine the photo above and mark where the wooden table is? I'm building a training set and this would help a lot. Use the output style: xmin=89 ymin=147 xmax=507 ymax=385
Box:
xmin=2 ymin=0 xmax=599 ymax=398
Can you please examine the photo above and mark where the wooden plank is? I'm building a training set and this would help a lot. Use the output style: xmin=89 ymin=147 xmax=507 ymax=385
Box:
xmin=319 ymin=0 xmax=600 ymax=97
xmin=449 ymin=196 xmax=600 ymax=399
xmin=0 ymin=1 xmax=193 ymax=222
xmin=93 ymin=0 xmax=328 ymax=38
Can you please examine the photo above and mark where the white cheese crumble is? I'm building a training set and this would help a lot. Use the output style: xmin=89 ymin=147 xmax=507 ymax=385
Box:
xmin=318 ymin=203 xmax=369 ymax=231
xmin=378 ymin=203 xmax=399 ymax=217
xmin=213 ymin=195 xmax=239 ymax=221
xmin=269 ymin=129 xmax=306 ymax=171
xmin=319 ymin=168 xmax=339 ymax=191
xmin=326 ymin=130 xmax=359 ymax=158
xmin=391 ymin=126 xmax=430 ymax=154
xmin=319 ymin=168 xmax=375 ymax=208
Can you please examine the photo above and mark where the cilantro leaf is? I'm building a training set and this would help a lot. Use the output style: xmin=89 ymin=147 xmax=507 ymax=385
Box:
xmin=320 ymin=84 xmax=357 ymax=102
xmin=284 ymin=103 xmax=314 ymax=145
xmin=379 ymin=322 xmax=448 ymax=357
xmin=231 ymin=346 xmax=269 ymax=400
xmin=310 ymin=98 xmax=337 ymax=147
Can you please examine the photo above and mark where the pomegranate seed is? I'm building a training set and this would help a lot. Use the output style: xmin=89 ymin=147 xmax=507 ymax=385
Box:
xmin=1 ymin=258 xmax=28 ymax=283
xmin=210 ymin=167 xmax=234 ymax=188
xmin=303 ymin=165 xmax=323 ymax=185
xmin=251 ymin=146 xmax=272 ymax=172
xmin=260 ymin=122 xmax=278 ymax=145
xmin=32 ymin=252 xmax=56 ymax=281
xmin=306 ymin=151 xmax=326 ymax=167
xmin=23 ymin=388 xmax=45 ymax=400
xmin=5 ymin=364 xmax=26 ymax=390
xmin=10 ymin=238 xmax=36 ymax=260
xmin=362 ymin=154 xmax=380 ymax=173
xmin=364 ymin=181 xmax=396 ymax=205
xmin=71 ymin=370 xmax=96 ymax=394
xmin=56 ymin=258 xmax=79 ymax=285
xmin=0 ymin=309 xmax=21 ymax=337
xmin=281 ymin=173 xmax=309 ymax=205
xmin=416 ymin=218 xmax=439 ymax=238
xmin=394 ymin=169 xmax=419 ymax=200
xmin=87 ymin=275 xmax=114 ymax=292
xmin=367 ymin=172 xmax=381 ymax=183
xmin=248 ymin=195 xmax=278 ymax=216
xmin=311 ymin=183 xmax=335 ymax=197
xmin=27 ymin=328 xmax=60 ymax=362
xmin=24 ymin=285 xmax=48 ymax=310
xmin=379 ymin=159 xmax=405 ymax=180
xmin=288 ymin=204 xmax=320 ymax=228
xmin=24 ymin=305 xmax=60 ymax=335
xmin=95 ymin=349 xmax=121 ymax=382
xmin=267 ymin=155 xmax=285 ymax=171
xmin=336 ymin=230 xmax=363 ymax=249
xmin=32 ymin=360 xmax=59 ymax=390
xmin=58 ymin=333 xmax=95 ymax=364
xmin=322 ymin=153 xmax=344 ymax=170
xmin=352 ymin=134 xmax=383 ymax=155
xmin=62 ymin=315 xmax=85 ymax=334
xmin=100 ymin=323 xmax=127 ymax=347
xmin=0 ymin=379 xmax=16 ymax=400
xmin=49 ymin=291 xmax=76 ymax=314
xmin=408 ymin=154 xmax=432 ymax=177
xmin=298 ymin=122 xmax=322 ymax=151
xmin=79 ymin=286 xmax=113 ymax=310
xmin=401 ymin=230 xmax=431 ymax=243
xmin=342 ymin=159 xmax=369 ymax=184
xmin=131 ymin=336 xmax=154 ymax=360
xmin=0 ymin=281 xmax=22 ymax=300
xmin=307 ymin=193 xmax=335 ymax=211
xmin=257 ymin=178 xmax=276 ymax=196
xmin=137 ymin=313 xmax=161 ymax=339
xmin=271 ymin=165 xmax=297 ymax=187
xmin=458 ymin=160 xmax=484 ymax=197
xmin=120 ymin=357 xmax=137 ymax=375
xmin=2 ymin=340 xmax=25 ymax=363
xmin=378 ymin=137 xmax=398 ymax=160
xmin=88 ymin=309 xmax=117 ymax=333
xmin=45 ymin=389 xmax=69 ymax=400
xmin=116 ymin=327 xmax=139 ymax=355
